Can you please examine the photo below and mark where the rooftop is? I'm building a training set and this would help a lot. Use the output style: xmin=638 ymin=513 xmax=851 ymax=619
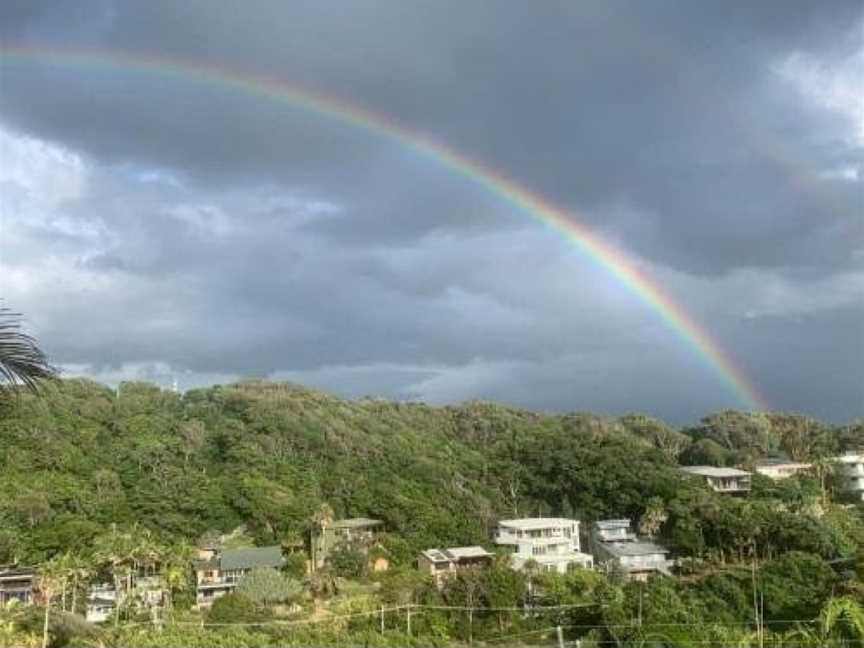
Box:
xmin=331 ymin=517 xmax=383 ymax=529
xmin=594 ymin=519 xmax=631 ymax=530
xmin=755 ymin=461 xmax=811 ymax=469
xmin=445 ymin=546 xmax=492 ymax=559
xmin=219 ymin=546 xmax=285 ymax=571
xmin=422 ymin=546 xmax=492 ymax=563
xmin=835 ymin=453 xmax=864 ymax=464
xmin=756 ymin=458 xmax=810 ymax=466
xmin=600 ymin=541 xmax=670 ymax=557
xmin=680 ymin=466 xmax=751 ymax=478
xmin=0 ymin=566 xmax=35 ymax=579
xmin=498 ymin=518 xmax=577 ymax=530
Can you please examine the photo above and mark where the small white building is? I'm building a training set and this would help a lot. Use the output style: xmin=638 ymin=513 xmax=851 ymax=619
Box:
xmin=85 ymin=584 xmax=118 ymax=623
xmin=834 ymin=452 xmax=864 ymax=501
xmin=754 ymin=461 xmax=812 ymax=480
xmin=494 ymin=518 xmax=593 ymax=574
xmin=590 ymin=520 xmax=670 ymax=581
xmin=680 ymin=466 xmax=751 ymax=494
xmin=85 ymin=576 xmax=165 ymax=623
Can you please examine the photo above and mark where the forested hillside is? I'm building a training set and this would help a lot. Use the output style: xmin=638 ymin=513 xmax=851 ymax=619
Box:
xmin=1 ymin=379 xmax=862 ymax=566
xmin=2 ymin=380 xmax=864 ymax=647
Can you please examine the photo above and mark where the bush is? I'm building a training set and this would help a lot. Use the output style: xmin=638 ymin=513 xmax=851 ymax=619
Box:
xmin=207 ymin=593 xmax=269 ymax=624
xmin=237 ymin=567 xmax=302 ymax=606
xmin=282 ymin=552 xmax=308 ymax=579
xmin=327 ymin=543 xmax=367 ymax=578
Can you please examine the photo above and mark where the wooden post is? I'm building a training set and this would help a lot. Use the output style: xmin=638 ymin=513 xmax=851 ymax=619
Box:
xmin=406 ymin=605 xmax=412 ymax=636
xmin=380 ymin=605 xmax=384 ymax=633
xmin=468 ymin=608 xmax=473 ymax=646
xmin=556 ymin=625 xmax=565 ymax=648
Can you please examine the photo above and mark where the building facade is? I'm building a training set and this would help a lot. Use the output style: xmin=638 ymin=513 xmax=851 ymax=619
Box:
xmin=418 ymin=546 xmax=493 ymax=587
xmin=589 ymin=519 xmax=670 ymax=581
xmin=834 ymin=453 xmax=864 ymax=501
xmin=494 ymin=518 xmax=593 ymax=574
xmin=311 ymin=518 xmax=384 ymax=570
xmin=754 ymin=461 xmax=812 ymax=480
xmin=0 ymin=566 xmax=35 ymax=606
xmin=680 ymin=466 xmax=752 ymax=494
xmin=85 ymin=575 xmax=165 ymax=623
xmin=194 ymin=545 xmax=286 ymax=608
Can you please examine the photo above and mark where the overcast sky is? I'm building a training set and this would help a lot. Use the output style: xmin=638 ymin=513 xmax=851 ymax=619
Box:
xmin=1 ymin=1 xmax=861 ymax=423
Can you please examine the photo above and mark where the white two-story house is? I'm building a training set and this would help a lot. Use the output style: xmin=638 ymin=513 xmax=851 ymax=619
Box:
xmin=494 ymin=518 xmax=593 ymax=574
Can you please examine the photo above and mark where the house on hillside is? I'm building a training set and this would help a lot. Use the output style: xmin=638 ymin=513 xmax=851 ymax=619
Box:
xmin=418 ymin=546 xmax=493 ymax=588
xmin=680 ymin=466 xmax=751 ymax=494
xmin=311 ymin=518 xmax=385 ymax=570
xmin=589 ymin=519 xmax=670 ymax=581
xmin=834 ymin=452 xmax=864 ymax=501
xmin=494 ymin=518 xmax=593 ymax=574
xmin=85 ymin=575 xmax=164 ymax=623
xmin=0 ymin=566 xmax=35 ymax=605
xmin=754 ymin=460 xmax=812 ymax=480
xmin=194 ymin=545 xmax=286 ymax=608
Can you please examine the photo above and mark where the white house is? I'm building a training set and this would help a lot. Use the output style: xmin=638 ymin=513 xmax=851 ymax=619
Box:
xmin=85 ymin=576 xmax=164 ymax=623
xmin=680 ymin=466 xmax=751 ymax=494
xmin=834 ymin=452 xmax=864 ymax=501
xmin=590 ymin=519 xmax=670 ymax=581
xmin=754 ymin=461 xmax=812 ymax=480
xmin=494 ymin=518 xmax=593 ymax=574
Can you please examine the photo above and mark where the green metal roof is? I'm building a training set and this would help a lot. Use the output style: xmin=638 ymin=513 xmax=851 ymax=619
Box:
xmin=219 ymin=546 xmax=285 ymax=571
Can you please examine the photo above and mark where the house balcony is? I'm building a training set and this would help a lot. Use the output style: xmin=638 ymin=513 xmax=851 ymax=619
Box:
xmin=196 ymin=577 xmax=239 ymax=590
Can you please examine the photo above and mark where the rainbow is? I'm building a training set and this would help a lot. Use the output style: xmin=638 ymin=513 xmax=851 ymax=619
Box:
xmin=0 ymin=45 xmax=768 ymax=410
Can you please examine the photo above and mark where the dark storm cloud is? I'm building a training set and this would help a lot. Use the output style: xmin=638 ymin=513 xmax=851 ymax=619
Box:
xmin=1 ymin=1 xmax=861 ymax=422
xmin=2 ymin=0 xmax=861 ymax=269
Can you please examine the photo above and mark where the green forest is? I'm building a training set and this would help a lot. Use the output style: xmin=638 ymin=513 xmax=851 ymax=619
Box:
xmin=1 ymin=379 xmax=863 ymax=647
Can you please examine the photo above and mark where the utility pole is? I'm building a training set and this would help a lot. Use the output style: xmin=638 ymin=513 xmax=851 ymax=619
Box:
xmin=751 ymin=554 xmax=762 ymax=646
xmin=556 ymin=625 xmax=565 ymax=648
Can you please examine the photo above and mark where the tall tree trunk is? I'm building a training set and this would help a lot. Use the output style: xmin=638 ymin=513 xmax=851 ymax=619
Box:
xmin=113 ymin=574 xmax=122 ymax=629
xmin=41 ymin=595 xmax=51 ymax=648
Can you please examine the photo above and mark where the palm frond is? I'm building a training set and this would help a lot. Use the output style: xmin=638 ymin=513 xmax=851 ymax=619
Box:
xmin=0 ymin=307 xmax=57 ymax=393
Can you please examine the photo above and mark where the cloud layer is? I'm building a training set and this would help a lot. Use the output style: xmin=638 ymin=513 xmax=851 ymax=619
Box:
xmin=1 ymin=1 xmax=861 ymax=422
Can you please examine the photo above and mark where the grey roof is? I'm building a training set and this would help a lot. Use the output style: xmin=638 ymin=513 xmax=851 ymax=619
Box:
xmin=445 ymin=546 xmax=492 ymax=559
xmin=680 ymin=466 xmax=751 ymax=477
xmin=331 ymin=517 xmax=383 ymax=529
xmin=594 ymin=519 xmax=631 ymax=529
xmin=421 ymin=549 xmax=451 ymax=563
xmin=421 ymin=546 xmax=492 ymax=563
xmin=600 ymin=541 xmax=669 ymax=557
xmin=219 ymin=546 xmax=285 ymax=571
xmin=498 ymin=518 xmax=577 ymax=530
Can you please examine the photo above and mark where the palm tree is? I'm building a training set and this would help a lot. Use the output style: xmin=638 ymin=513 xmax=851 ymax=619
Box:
xmin=0 ymin=308 xmax=56 ymax=394
xmin=65 ymin=554 xmax=92 ymax=617
xmin=784 ymin=597 xmax=864 ymax=647
xmin=93 ymin=524 xmax=138 ymax=628
xmin=35 ymin=557 xmax=66 ymax=648
xmin=159 ymin=541 xmax=195 ymax=619
xmin=309 ymin=503 xmax=334 ymax=572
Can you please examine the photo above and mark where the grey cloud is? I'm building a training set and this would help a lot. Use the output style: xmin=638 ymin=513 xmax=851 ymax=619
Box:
xmin=1 ymin=1 xmax=861 ymax=422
